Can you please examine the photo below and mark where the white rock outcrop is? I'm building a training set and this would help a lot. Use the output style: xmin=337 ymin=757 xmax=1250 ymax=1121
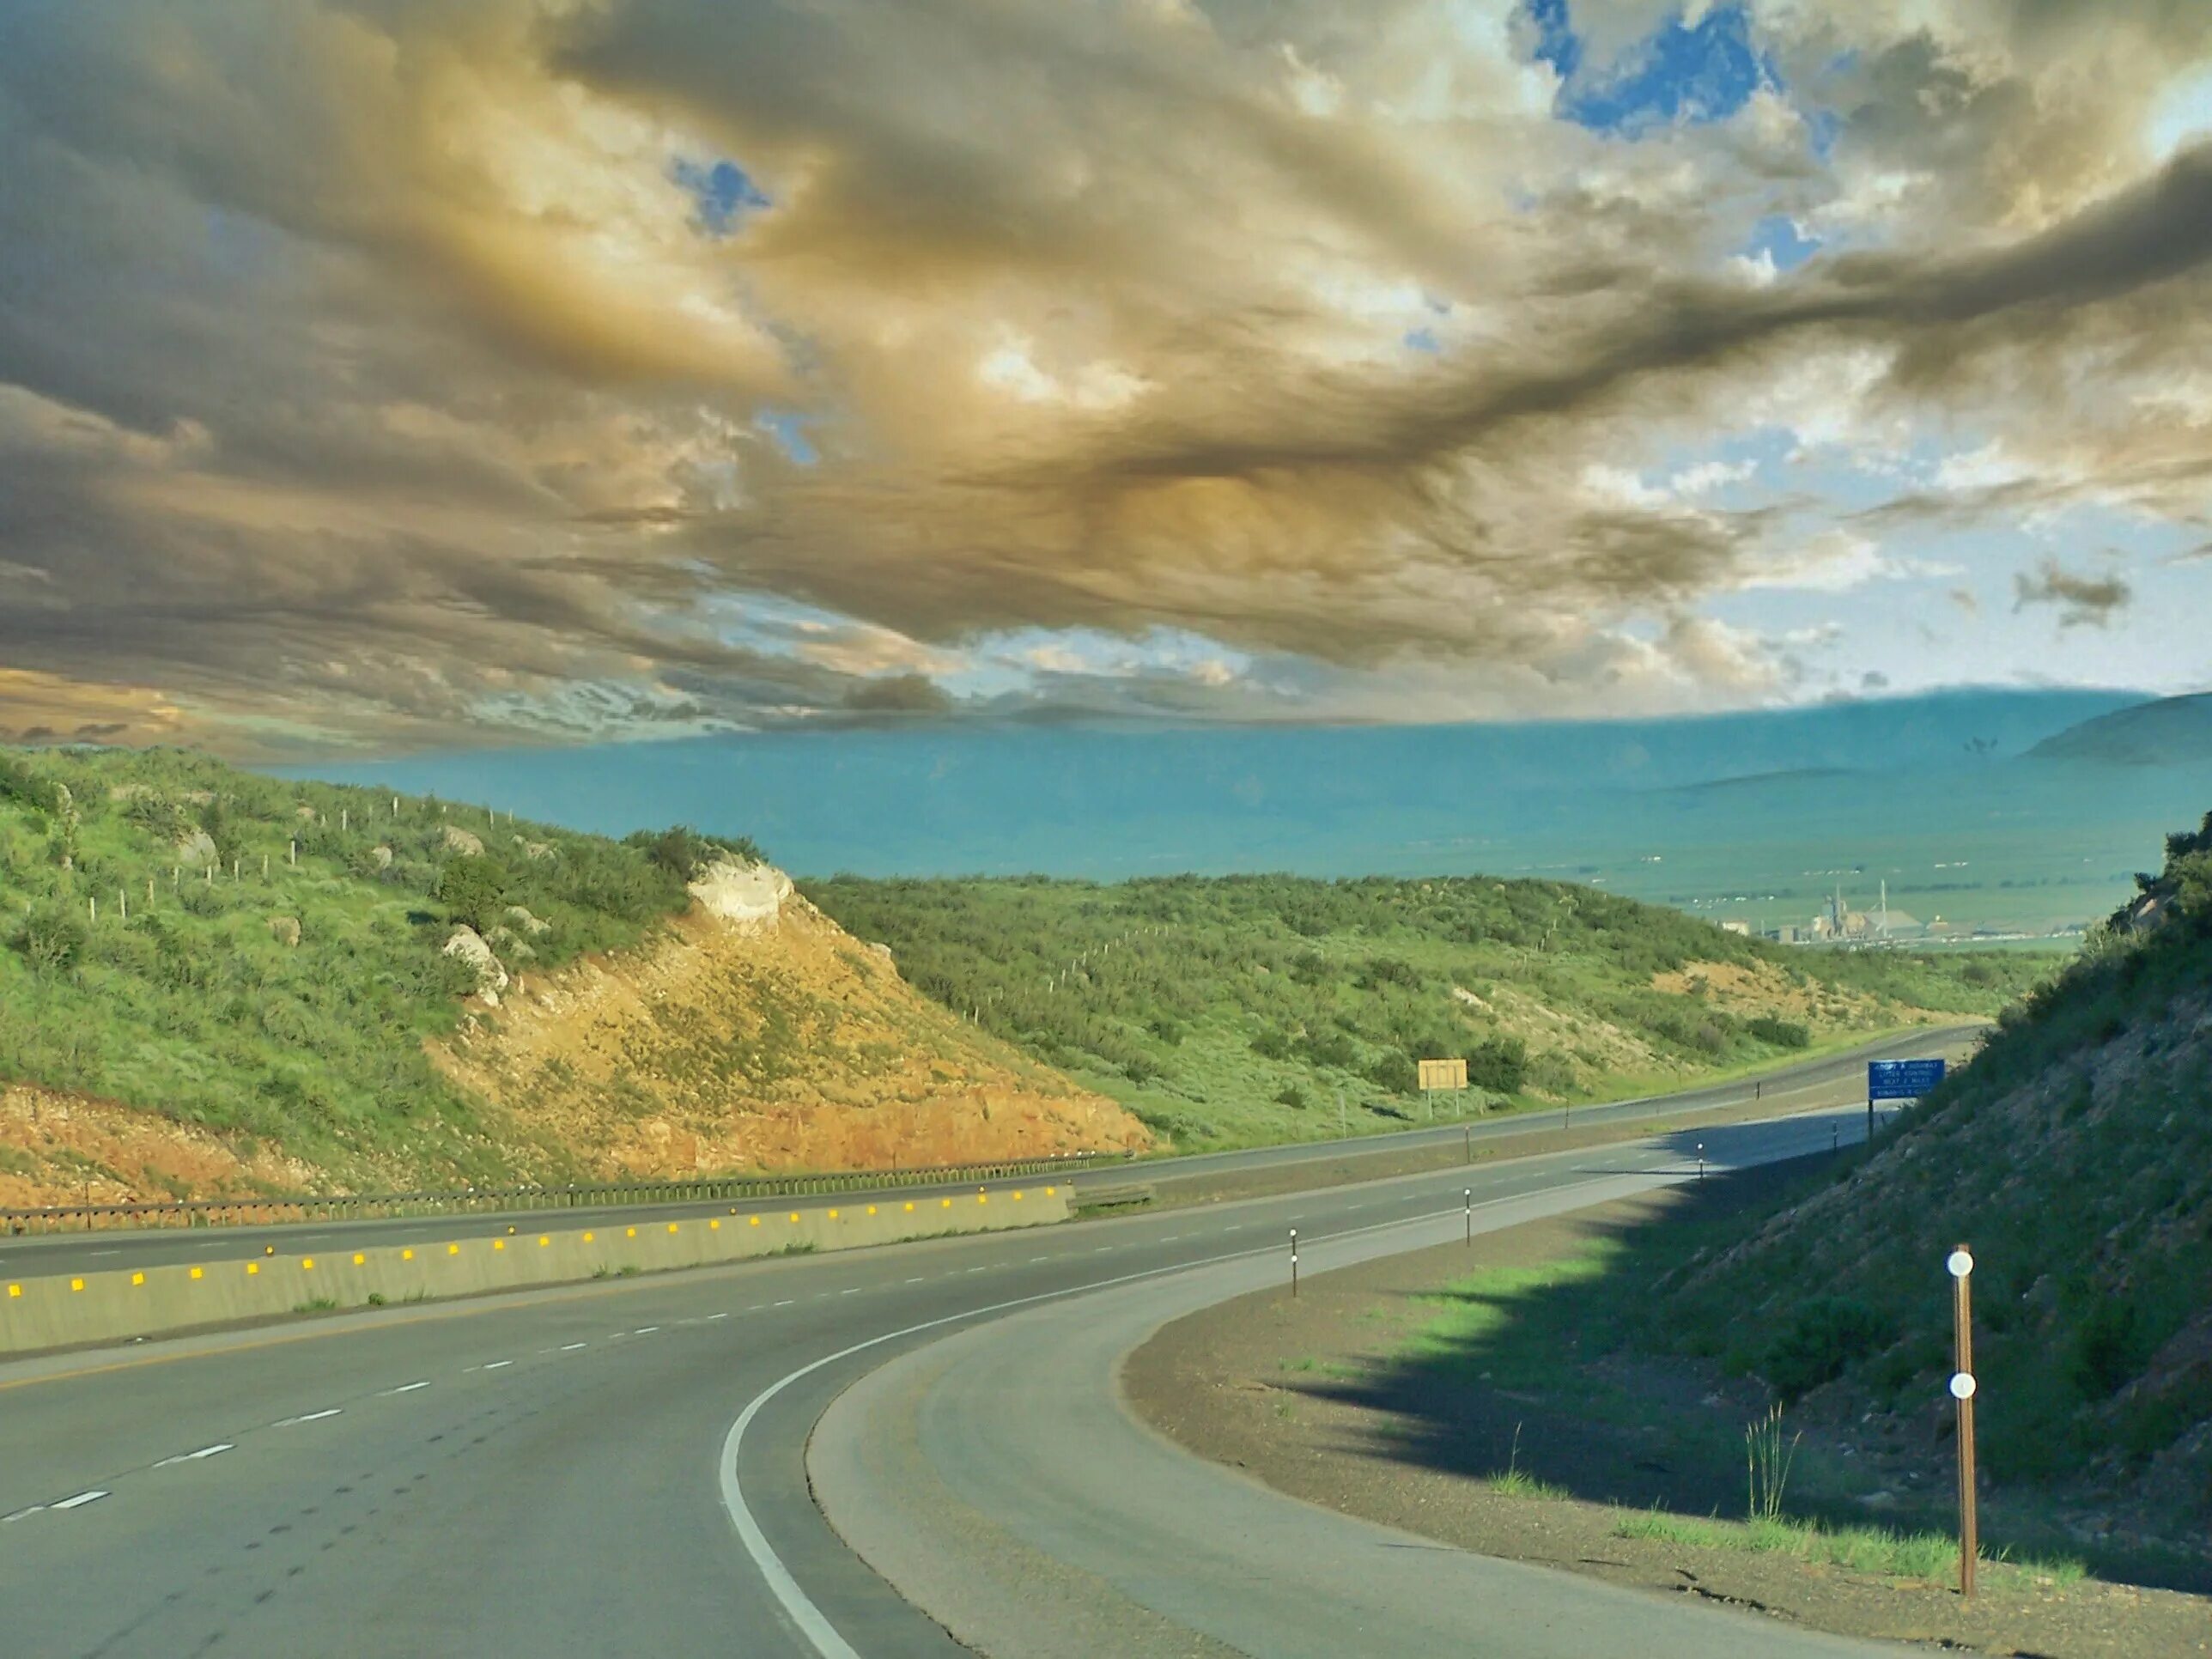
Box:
xmin=441 ymin=926 xmax=509 ymax=1004
xmin=441 ymin=825 xmax=485 ymax=857
xmin=686 ymin=858 xmax=793 ymax=932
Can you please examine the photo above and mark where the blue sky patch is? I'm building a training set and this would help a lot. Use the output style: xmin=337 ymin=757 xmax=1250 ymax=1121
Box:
xmin=1747 ymin=214 xmax=1819 ymax=271
xmin=672 ymin=157 xmax=769 ymax=237
xmin=755 ymin=408 xmax=817 ymax=466
xmin=1525 ymin=1 xmax=1771 ymax=135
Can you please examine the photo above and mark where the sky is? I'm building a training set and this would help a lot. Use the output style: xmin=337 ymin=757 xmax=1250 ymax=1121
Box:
xmin=3 ymin=1 xmax=2212 ymax=756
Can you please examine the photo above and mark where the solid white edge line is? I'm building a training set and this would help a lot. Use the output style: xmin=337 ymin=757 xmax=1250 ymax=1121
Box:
xmin=718 ymin=1171 xmax=1653 ymax=1659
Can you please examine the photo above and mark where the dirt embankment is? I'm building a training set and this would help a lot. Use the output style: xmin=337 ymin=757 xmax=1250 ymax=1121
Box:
xmin=0 ymin=1083 xmax=318 ymax=1210
xmin=432 ymin=861 xmax=1151 ymax=1178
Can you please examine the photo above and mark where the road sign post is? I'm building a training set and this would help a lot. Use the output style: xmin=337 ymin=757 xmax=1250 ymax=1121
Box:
xmin=1463 ymin=1188 xmax=1473 ymax=1245
xmin=1289 ymin=1229 xmax=1299 ymax=1299
xmin=1948 ymin=1244 xmax=1978 ymax=1598
xmin=1419 ymin=1059 xmax=1468 ymax=1128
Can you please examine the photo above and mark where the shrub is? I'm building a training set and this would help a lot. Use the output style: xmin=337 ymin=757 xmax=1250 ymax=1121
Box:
xmin=11 ymin=903 xmax=88 ymax=975
xmin=1747 ymin=1015 xmax=1810 ymax=1049
xmin=434 ymin=857 xmax=510 ymax=933
xmin=1250 ymin=1028 xmax=1291 ymax=1060
xmin=1764 ymin=1297 xmax=1892 ymax=1402
xmin=1465 ymin=1035 xmax=1528 ymax=1093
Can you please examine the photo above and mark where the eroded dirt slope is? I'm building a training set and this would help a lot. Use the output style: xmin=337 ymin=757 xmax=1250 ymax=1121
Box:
xmin=431 ymin=861 xmax=1151 ymax=1177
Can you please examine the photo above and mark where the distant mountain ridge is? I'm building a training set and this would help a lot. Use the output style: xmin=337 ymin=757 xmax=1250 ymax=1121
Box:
xmin=2028 ymin=693 xmax=2212 ymax=766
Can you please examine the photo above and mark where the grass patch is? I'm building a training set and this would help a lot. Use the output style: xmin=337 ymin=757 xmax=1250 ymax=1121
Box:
xmin=1612 ymin=1509 xmax=2084 ymax=1587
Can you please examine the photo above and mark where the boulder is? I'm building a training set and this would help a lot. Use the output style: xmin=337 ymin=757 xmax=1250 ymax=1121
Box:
xmin=173 ymin=829 xmax=218 ymax=867
xmin=504 ymin=904 xmax=551 ymax=936
xmin=269 ymin=916 xmax=301 ymax=947
xmin=441 ymin=927 xmax=509 ymax=1003
xmin=441 ymin=825 xmax=485 ymax=858
xmin=686 ymin=857 xmax=793 ymax=930
xmin=369 ymin=844 xmax=393 ymax=870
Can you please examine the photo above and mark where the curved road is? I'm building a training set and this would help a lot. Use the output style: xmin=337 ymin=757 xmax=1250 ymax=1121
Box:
xmin=0 ymin=1043 xmax=1952 ymax=1656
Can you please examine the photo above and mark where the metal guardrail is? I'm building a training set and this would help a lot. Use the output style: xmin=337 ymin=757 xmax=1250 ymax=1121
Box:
xmin=0 ymin=1152 xmax=1118 ymax=1237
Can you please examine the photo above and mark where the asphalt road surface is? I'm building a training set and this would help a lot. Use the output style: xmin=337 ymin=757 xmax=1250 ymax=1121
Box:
xmin=0 ymin=1024 xmax=1977 ymax=1281
xmin=0 ymin=1049 xmax=1947 ymax=1656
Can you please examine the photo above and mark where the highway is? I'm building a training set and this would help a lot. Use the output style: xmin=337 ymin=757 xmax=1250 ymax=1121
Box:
xmin=0 ymin=1024 xmax=1976 ymax=1283
xmin=0 ymin=1053 xmax=1934 ymax=1656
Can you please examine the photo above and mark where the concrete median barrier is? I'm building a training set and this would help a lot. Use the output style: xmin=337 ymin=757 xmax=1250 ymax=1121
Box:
xmin=0 ymin=1185 xmax=1072 ymax=1356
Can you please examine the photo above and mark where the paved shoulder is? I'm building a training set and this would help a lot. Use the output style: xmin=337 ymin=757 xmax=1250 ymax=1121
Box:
xmin=811 ymin=1177 xmax=1904 ymax=1659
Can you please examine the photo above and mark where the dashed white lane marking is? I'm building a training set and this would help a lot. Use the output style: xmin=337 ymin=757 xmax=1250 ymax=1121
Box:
xmin=1159 ymin=1235 xmax=1182 ymax=1243
xmin=839 ymin=1288 xmax=860 ymax=1297
xmin=276 ymin=1408 xmax=343 ymax=1426
xmin=382 ymin=1381 xmax=430 ymax=1395
xmin=965 ymin=1267 xmax=987 ymax=1274
xmin=560 ymin=1342 xmax=588 ymax=1352
xmin=1092 ymin=1246 xmax=1113 ymax=1254
xmin=1222 ymin=1224 xmax=1243 ymax=1232
xmin=708 ymin=1312 xmax=730 ymax=1321
xmin=773 ymin=1299 xmax=794 ymax=1308
xmin=52 ymin=1491 xmax=108 ymax=1510
xmin=1029 ymin=1255 xmax=1048 ymax=1263
xmin=482 ymin=1360 xmax=514 ymax=1371
xmin=2 ymin=1504 xmax=46 ymax=1523
xmin=154 ymin=1443 xmax=234 ymax=1468
xmin=903 ymin=1278 xmax=923 ymax=1285
xmin=634 ymin=1326 xmax=659 ymax=1334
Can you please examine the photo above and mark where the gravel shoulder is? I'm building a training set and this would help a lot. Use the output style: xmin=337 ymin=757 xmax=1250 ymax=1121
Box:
xmin=1123 ymin=1175 xmax=2212 ymax=1659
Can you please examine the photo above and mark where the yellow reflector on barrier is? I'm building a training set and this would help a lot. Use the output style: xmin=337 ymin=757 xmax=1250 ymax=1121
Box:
xmin=668 ymin=1224 xmax=678 ymax=1235
xmin=448 ymin=1243 xmax=460 ymax=1255
xmin=132 ymin=1272 xmax=145 ymax=1286
xmin=750 ymin=1217 xmax=760 ymax=1226
xmin=189 ymin=1267 xmax=203 ymax=1280
xmin=582 ymin=1232 xmax=594 ymax=1243
xmin=789 ymin=1212 xmax=799 ymax=1223
xmin=867 ymin=1206 xmax=877 ymax=1216
xmin=354 ymin=1253 xmax=366 ymax=1266
xmin=828 ymin=1210 xmax=838 ymax=1220
xmin=6 ymin=1284 xmax=17 ymax=1297
xmin=539 ymin=1236 xmax=550 ymax=1247
xmin=302 ymin=1258 xmax=314 ymax=1269
xmin=402 ymin=1249 xmax=414 ymax=1261
xmin=492 ymin=1240 xmax=504 ymax=1251
xmin=710 ymin=1220 xmax=720 ymax=1231
xmin=1046 ymin=1187 xmax=1056 ymax=1196
xmin=626 ymin=1227 xmax=636 ymax=1238
xmin=1013 ymin=1192 xmax=1023 ymax=1200
xmin=246 ymin=1264 xmax=258 ymax=1277
xmin=70 ymin=1278 xmax=83 ymax=1291
xmin=942 ymin=1199 xmax=951 ymax=1209
xmin=904 ymin=1202 xmax=915 ymax=1212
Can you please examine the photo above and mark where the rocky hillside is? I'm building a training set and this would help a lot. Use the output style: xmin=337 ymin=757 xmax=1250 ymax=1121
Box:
xmin=0 ymin=747 xmax=1139 ymax=1206
xmin=1656 ymin=809 xmax=2212 ymax=1551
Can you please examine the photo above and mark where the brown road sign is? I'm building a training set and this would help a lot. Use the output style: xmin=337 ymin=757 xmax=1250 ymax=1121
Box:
xmin=1417 ymin=1058 xmax=1468 ymax=1091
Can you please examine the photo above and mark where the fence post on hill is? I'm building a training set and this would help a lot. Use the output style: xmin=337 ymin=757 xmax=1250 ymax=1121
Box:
xmin=1948 ymin=1244 xmax=1979 ymax=1598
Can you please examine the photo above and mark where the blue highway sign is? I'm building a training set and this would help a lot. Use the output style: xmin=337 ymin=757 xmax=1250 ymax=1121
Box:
xmin=1869 ymin=1058 xmax=1946 ymax=1100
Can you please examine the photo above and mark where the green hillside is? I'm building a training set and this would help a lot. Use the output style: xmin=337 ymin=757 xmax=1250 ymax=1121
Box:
xmin=805 ymin=875 xmax=2049 ymax=1151
xmin=1655 ymin=808 xmax=2212 ymax=1543
xmin=0 ymin=747 xmax=750 ymax=1189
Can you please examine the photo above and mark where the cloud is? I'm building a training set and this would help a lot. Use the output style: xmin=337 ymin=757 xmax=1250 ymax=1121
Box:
xmin=2011 ymin=557 xmax=2134 ymax=628
xmin=0 ymin=1 xmax=2208 ymax=750
xmin=840 ymin=672 xmax=953 ymax=716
